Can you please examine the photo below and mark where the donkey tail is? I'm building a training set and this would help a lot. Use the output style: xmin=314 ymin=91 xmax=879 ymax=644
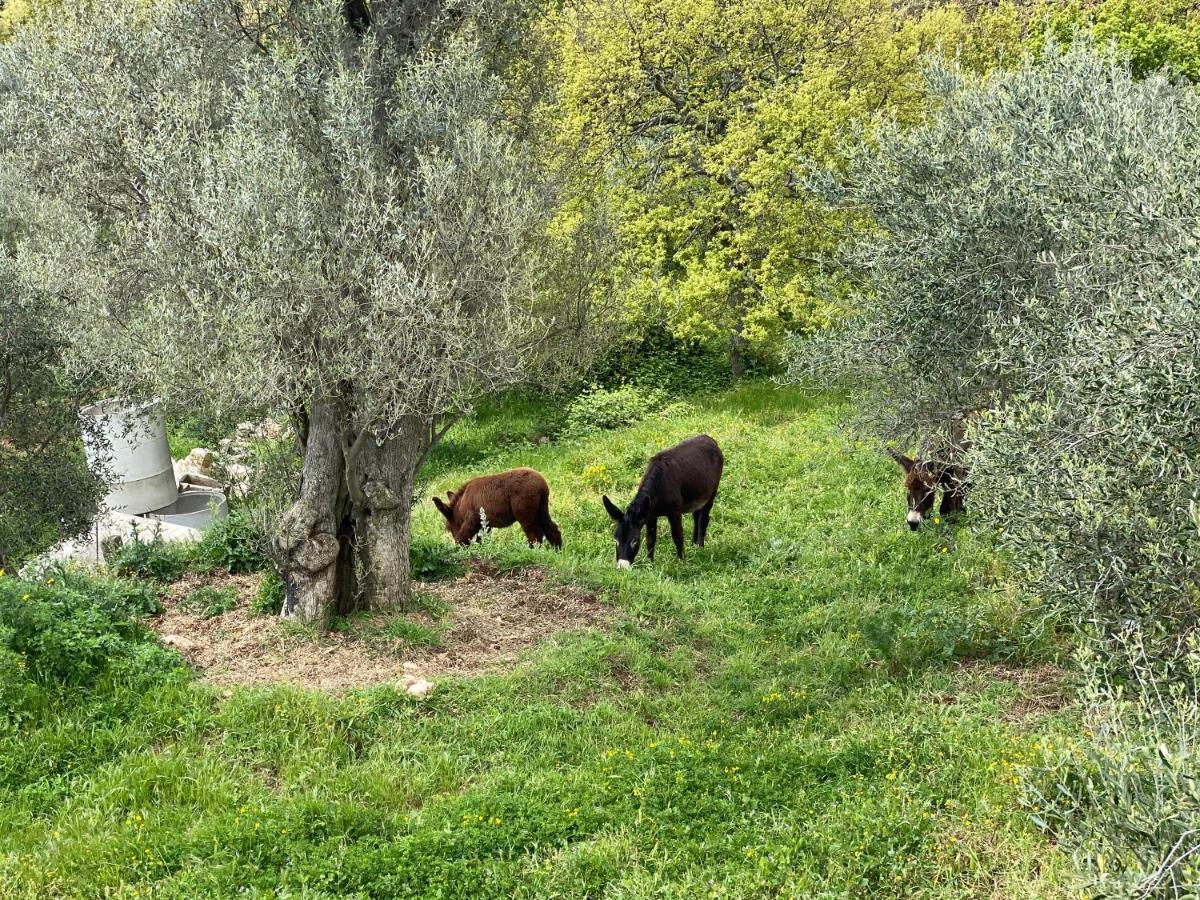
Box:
xmin=538 ymin=491 xmax=563 ymax=550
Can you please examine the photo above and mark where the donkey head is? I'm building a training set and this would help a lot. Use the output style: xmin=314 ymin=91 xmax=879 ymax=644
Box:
xmin=431 ymin=490 xmax=461 ymax=538
xmin=602 ymin=495 xmax=641 ymax=569
xmin=889 ymin=450 xmax=936 ymax=531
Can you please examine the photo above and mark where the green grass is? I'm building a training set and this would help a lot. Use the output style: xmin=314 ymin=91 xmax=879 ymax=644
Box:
xmin=0 ymin=383 xmax=1076 ymax=897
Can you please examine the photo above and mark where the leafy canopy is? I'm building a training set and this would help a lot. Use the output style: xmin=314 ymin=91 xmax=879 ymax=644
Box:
xmin=550 ymin=0 xmax=1025 ymax=364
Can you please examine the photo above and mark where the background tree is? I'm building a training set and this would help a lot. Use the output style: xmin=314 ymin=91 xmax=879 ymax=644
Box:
xmin=0 ymin=171 xmax=103 ymax=568
xmin=550 ymin=0 xmax=1025 ymax=377
xmin=1032 ymin=0 xmax=1200 ymax=80
xmin=0 ymin=0 xmax=595 ymax=624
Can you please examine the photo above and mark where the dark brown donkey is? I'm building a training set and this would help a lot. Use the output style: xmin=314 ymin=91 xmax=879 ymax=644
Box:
xmin=432 ymin=468 xmax=562 ymax=548
xmin=888 ymin=449 xmax=969 ymax=531
xmin=603 ymin=434 xmax=724 ymax=568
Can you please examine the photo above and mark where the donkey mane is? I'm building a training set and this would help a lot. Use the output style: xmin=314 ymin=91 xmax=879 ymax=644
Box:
xmin=625 ymin=464 xmax=665 ymax=525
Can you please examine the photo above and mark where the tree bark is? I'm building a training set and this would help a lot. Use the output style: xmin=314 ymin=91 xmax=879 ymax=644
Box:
xmin=275 ymin=399 xmax=351 ymax=625
xmin=730 ymin=323 xmax=746 ymax=381
xmin=357 ymin=416 xmax=427 ymax=611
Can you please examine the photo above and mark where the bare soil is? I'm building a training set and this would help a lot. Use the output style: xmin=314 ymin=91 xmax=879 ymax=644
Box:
xmin=150 ymin=560 xmax=609 ymax=692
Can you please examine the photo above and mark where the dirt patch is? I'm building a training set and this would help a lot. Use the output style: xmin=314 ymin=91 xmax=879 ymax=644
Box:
xmin=149 ymin=562 xmax=609 ymax=692
xmin=948 ymin=659 xmax=1072 ymax=723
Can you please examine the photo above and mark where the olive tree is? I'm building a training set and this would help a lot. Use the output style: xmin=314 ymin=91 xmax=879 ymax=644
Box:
xmin=0 ymin=170 xmax=103 ymax=567
xmin=788 ymin=44 xmax=1200 ymax=644
xmin=0 ymin=0 xmax=590 ymax=622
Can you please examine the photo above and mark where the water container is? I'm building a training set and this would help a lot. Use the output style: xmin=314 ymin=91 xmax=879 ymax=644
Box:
xmin=80 ymin=398 xmax=178 ymax=515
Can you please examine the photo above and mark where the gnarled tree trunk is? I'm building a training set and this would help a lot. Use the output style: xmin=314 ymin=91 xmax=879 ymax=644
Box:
xmin=276 ymin=399 xmax=353 ymax=625
xmin=357 ymin=417 xmax=428 ymax=612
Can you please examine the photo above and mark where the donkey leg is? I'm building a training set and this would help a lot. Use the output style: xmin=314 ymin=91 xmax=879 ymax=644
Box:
xmin=696 ymin=497 xmax=715 ymax=546
xmin=519 ymin=520 xmax=542 ymax=547
xmin=667 ymin=513 xmax=685 ymax=559
xmin=646 ymin=517 xmax=658 ymax=561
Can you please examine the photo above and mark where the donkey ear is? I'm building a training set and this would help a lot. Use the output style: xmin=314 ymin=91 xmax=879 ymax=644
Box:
xmin=887 ymin=448 xmax=915 ymax=472
xmin=445 ymin=490 xmax=458 ymax=504
xmin=602 ymin=495 xmax=624 ymax=522
xmin=432 ymin=496 xmax=452 ymax=519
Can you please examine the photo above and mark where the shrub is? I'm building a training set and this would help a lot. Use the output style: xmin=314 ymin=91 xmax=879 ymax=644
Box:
xmin=563 ymin=383 xmax=667 ymax=438
xmin=104 ymin=525 xmax=195 ymax=583
xmin=196 ymin=508 xmax=269 ymax=574
xmin=0 ymin=569 xmax=177 ymax=688
xmin=584 ymin=329 xmax=739 ymax=396
xmin=1026 ymin=636 xmax=1200 ymax=897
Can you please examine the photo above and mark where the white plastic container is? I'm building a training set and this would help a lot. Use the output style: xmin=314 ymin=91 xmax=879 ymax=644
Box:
xmin=80 ymin=398 xmax=178 ymax=514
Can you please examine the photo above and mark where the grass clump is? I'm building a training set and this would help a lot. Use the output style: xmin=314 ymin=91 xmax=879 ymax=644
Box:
xmin=182 ymin=585 xmax=239 ymax=619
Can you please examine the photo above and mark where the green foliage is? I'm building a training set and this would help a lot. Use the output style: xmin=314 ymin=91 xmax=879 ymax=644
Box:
xmin=0 ymin=171 xmax=103 ymax=568
xmin=104 ymin=526 xmax=195 ymax=584
xmin=409 ymin=534 xmax=467 ymax=582
xmin=0 ymin=385 xmax=1072 ymax=895
xmin=251 ymin=569 xmax=285 ymax=617
xmin=1026 ymin=637 xmax=1200 ymax=896
xmin=195 ymin=509 xmax=269 ymax=574
xmin=550 ymin=0 xmax=1025 ymax=367
xmin=562 ymin=384 xmax=667 ymax=438
xmin=182 ymin=585 xmax=238 ymax=619
xmin=584 ymin=328 xmax=746 ymax=396
xmin=1034 ymin=0 xmax=1200 ymax=80
xmin=0 ymin=568 xmax=173 ymax=688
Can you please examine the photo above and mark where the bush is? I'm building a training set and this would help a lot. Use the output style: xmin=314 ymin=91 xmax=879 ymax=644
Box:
xmin=585 ymin=329 xmax=738 ymax=395
xmin=196 ymin=508 xmax=269 ymax=574
xmin=104 ymin=525 xmax=195 ymax=583
xmin=0 ymin=568 xmax=177 ymax=688
xmin=1026 ymin=636 xmax=1200 ymax=897
xmin=563 ymin=383 xmax=667 ymax=438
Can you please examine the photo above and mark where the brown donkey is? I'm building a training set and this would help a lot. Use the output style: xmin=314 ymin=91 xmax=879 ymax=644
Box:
xmin=432 ymin=468 xmax=562 ymax=548
xmin=888 ymin=449 xmax=969 ymax=531
xmin=603 ymin=434 xmax=724 ymax=568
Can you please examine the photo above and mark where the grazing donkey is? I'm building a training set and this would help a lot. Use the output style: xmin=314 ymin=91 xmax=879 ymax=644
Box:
xmin=603 ymin=434 xmax=724 ymax=568
xmin=888 ymin=448 xmax=969 ymax=531
xmin=433 ymin=468 xmax=562 ymax=549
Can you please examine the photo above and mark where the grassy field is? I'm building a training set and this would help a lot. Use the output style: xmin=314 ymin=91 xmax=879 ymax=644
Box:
xmin=0 ymin=382 xmax=1076 ymax=897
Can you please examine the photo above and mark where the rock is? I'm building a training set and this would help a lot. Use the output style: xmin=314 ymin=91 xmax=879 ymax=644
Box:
xmin=162 ymin=634 xmax=198 ymax=652
xmin=236 ymin=419 xmax=285 ymax=442
xmin=405 ymin=678 xmax=435 ymax=698
xmin=538 ymin=435 xmax=551 ymax=445
xmin=224 ymin=463 xmax=253 ymax=499
xmin=176 ymin=447 xmax=217 ymax=478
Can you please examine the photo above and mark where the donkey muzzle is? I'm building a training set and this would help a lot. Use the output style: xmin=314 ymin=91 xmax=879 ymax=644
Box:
xmin=906 ymin=510 xmax=923 ymax=531
xmin=616 ymin=559 xmax=632 ymax=570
